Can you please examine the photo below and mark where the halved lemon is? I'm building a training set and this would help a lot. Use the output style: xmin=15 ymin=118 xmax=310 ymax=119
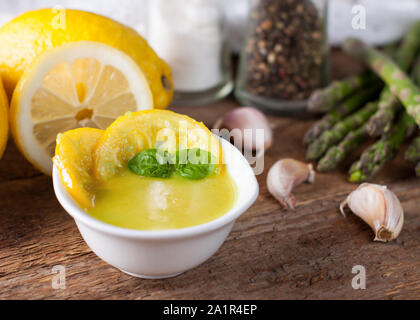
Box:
xmin=10 ymin=41 xmax=153 ymax=175
xmin=0 ymin=76 xmax=8 ymax=159
xmin=53 ymin=128 xmax=103 ymax=209
xmin=93 ymin=110 xmax=222 ymax=182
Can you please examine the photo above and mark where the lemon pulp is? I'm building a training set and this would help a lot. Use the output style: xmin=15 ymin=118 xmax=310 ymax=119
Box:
xmin=33 ymin=58 xmax=139 ymax=156
xmin=87 ymin=167 xmax=237 ymax=230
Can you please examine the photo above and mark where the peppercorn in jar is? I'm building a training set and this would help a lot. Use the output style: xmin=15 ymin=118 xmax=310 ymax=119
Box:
xmin=235 ymin=0 xmax=329 ymax=114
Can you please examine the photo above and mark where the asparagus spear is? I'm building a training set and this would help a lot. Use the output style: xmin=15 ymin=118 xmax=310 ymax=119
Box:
xmin=307 ymin=101 xmax=378 ymax=160
xmin=303 ymin=85 xmax=381 ymax=146
xmin=405 ymin=134 xmax=420 ymax=162
xmin=308 ymin=43 xmax=396 ymax=114
xmin=394 ymin=21 xmax=420 ymax=71
xmin=403 ymin=52 xmax=420 ymax=165
xmin=404 ymin=114 xmax=418 ymax=138
xmin=366 ymin=22 xmax=420 ymax=136
xmin=317 ymin=124 xmax=368 ymax=172
xmin=366 ymin=90 xmax=401 ymax=136
xmin=342 ymin=37 xmax=420 ymax=127
xmin=411 ymin=54 xmax=420 ymax=89
xmin=348 ymin=112 xmax=414 ymax=183
xmin=307 ymin=72 xmax=377 ymax=113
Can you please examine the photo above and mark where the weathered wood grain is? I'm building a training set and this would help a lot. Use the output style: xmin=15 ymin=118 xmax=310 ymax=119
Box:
xmin=0 ymin=51 xmax=419 ymax=300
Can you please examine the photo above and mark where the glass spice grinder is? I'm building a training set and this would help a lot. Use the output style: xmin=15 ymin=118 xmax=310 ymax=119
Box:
xmin=235 ymin=0 xmax=329 ymax=114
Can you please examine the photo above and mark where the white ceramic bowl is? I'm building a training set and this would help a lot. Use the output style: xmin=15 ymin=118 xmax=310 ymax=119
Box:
xmin=52 ymin=137 xmax=259 ymax=279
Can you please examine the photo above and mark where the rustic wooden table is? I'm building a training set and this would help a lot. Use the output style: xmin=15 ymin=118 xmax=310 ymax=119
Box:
xmin=0 ymin=52 xmax=419 ymax=300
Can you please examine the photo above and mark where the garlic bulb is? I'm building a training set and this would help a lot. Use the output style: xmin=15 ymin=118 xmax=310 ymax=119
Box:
xmin=266 ymin=159 xmax=315 ymax=209
xmin=340 ymin=183 xmax=404 ymax=242
xmin=213 ymin=107 xmax=272 ymax=154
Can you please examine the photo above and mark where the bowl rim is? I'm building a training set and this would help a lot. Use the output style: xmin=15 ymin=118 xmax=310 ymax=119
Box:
xmin=52 ymin=136 xmax=259 ymax=240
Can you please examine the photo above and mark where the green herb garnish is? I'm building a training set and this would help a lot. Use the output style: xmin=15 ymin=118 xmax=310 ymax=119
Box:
xmin=128 ymin=148 xmax=216 ymax=180
xmin=128 ymin=148 xmax=173 ymax=178
xmin=174 ymin=148 xmax=216 ymax=180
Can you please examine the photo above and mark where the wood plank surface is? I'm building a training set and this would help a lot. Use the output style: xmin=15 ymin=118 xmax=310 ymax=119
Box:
xmin=0 ymin=51 xmax=419 ymax=300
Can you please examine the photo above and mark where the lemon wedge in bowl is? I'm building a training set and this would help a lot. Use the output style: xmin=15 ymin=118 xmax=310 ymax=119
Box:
xmin=54 ymin=109 xmax=223 ymax=209
xmin=93 ymin=109 xmax=223 ymax=182
xmin=53 ymin=127 xmax=103 ymax=209
xmin=10 ymin=41 xmax=153 ymax=175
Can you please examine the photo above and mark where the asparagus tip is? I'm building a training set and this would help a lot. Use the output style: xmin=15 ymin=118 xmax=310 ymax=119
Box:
xmin=307 ymin=91 xmax=327 ymax=113
xmin=349 ymin=170 xmax=366 ymax=183
xmin=306 ymin=148 xmax=320 ymax=161
xmin=366 ymin=118 xmax=380 ymax=137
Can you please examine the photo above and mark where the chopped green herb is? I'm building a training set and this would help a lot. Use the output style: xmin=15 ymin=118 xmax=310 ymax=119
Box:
xmin=175 ymin=148 xmax=216 ymax=180
xmin=128 ymin=148 xmax=216 ymax=180
xmin=128 ymin=148 xmax=173 ymax=178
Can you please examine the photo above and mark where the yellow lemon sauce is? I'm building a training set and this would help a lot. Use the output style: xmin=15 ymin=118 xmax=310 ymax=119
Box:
xmin=87 ymin=166 xmax=237 ymax=230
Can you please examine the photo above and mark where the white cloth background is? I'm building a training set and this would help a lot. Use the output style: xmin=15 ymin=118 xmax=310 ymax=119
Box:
xmin=1 ymin=0 xmax=420 ymax=51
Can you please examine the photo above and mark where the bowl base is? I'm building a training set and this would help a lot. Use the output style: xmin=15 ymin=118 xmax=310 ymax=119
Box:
xmin=120 ymin=269 xmax=182 ymax=279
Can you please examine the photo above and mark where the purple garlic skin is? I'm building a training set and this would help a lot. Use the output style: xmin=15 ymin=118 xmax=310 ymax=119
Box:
xmin=340 ymin=183 xmax=404 ymax=242
xmin=267 ymin=158 xmax=315 ymax=210
xmin=213 ymin=107 xmax=272 ymax=152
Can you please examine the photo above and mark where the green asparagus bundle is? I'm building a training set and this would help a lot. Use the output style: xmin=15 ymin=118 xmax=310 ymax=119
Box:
xmin=307 ymin=43 xmax=398 ymax=115
xmin=307 ymin=72 xmax=377 ymax=113
xmin=318 ymin=105 xmax=416 ymax=174
xmin=307 ymin=102 xmax=378 ymax=160
xmin=366 ymin=21 xmax=420 ymax=137
xmin=342 ymin=38 xmax=420 ymax=127
xmin=303 ymin=85 xmax=381 ymax=146
xmin=348 ymin=112 xmax=414 ymax=183
xmin=405 ymin=134 xmax=420 ymax=162
xmin=317 ymin=124 xmax=368 ymax=172
xmin=366 ymin=90 xmax=401 ymax=136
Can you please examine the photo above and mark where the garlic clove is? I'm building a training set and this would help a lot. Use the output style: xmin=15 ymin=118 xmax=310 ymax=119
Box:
xmin=266 ymin=158 xmax=315 ymax=209
xmin=340 ymin=183 xmax=404 ymax=242
xmin=213 ymin=107 xmax=272 ymax=153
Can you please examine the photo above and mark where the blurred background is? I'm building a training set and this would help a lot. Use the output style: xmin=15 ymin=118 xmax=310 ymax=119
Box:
xmin=2 ymin=0 xmax=420 ymax=108
xmin=1 ymin=0 xmax=420 ymax=52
